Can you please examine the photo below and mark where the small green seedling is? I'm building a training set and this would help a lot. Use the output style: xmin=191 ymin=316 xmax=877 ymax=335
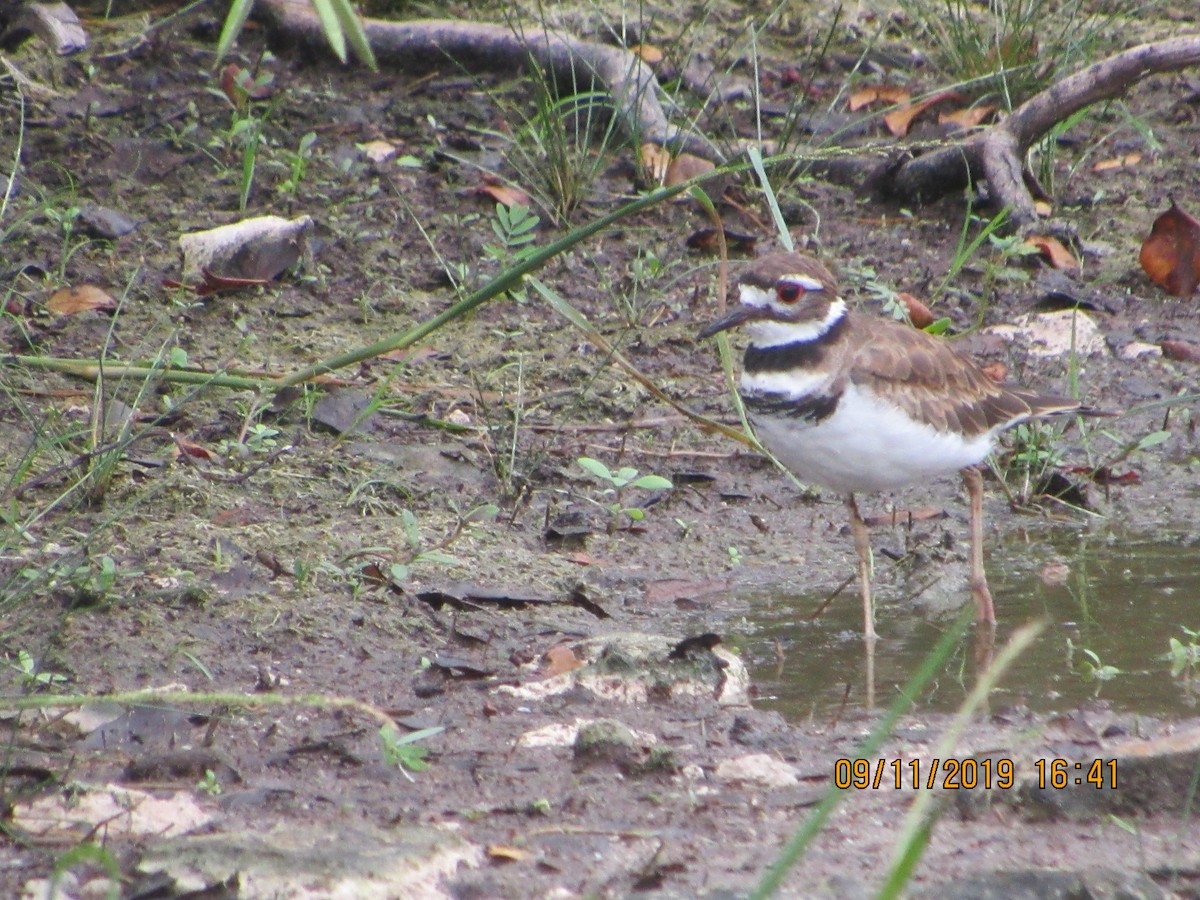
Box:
xmin=217 ymin=423 xmax=281 ymax=458
xmin=577 ymin=456 xmax=673 ymax=528
xmin=8 ymin=649 xmax=69 ymax=687
xmin=277 ymin=131 xmax=318 ymax=199
xmin=1068 ymin=639 xmax=1121 ymax=684
xmin=196 ymin=769 xmax=222 ymax=797
xmin=380 ymin=725 xmax=444 ymax=781
xmin=1004 ymin=421 xmax=1066 ymax=502
xmin=482 ymin=203 xmax=541 ymax=302
xmin=40 ymin=554 xmax=121 ymax=607
xmin=1167 ymin=627 xmax=1200 ymax=679
xmin=384 ymin=508 xmax=462 ymax=583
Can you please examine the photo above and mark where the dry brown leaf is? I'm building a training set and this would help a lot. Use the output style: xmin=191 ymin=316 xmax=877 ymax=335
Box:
xmin=883 ymin=91 xmax=965 ymax=137
xmin=476 ymin=182 xmax=531 ymax=208
xmin=1091 ymin=152 xmax=1142 ymax=173
xmin=174 ymin=437 xmax=214 ymax=460
xmin=564 ymin=551 xmax=606 ymax=566
xmin=685 ymin=227 xmax=758 ymax=255
xmin=359 ymin=139 xmax=397 ymax=164
xmin=1161 ymin=339 xmax=1200 ymax=362
xmin=630 ymin=43 xmax=663 ymax=64
xmin=937 ymin=105 xmax=996 ymax=129
xmin=47 ymin=284 xmax=117 ymax=315
xmin=1140 ymin=200 xmax=1200 ymax=296
xmin=665 ymin=152 xmax=714 ymax=187
xmin=897 ymin=292 xmax=934 ymax=329
xmin=848 ymin=85 xmax=911 ymax=112
xmin=1072 ymin=465 xmax=1139 ymax=486
xmin=639 ymin=142 xmax=671 ymax=185
xmin=219 ymin=64 xmax=272 ymax=107
xmin=488 ymin=845 xmax=532 ymax=863
xmin=1024 ymin=235 xmax=1079 ymax=272
xmin=544 ymin=644 xmax=583 ymax=677
xmin=193 ymin=269 xmax=270 ymax=297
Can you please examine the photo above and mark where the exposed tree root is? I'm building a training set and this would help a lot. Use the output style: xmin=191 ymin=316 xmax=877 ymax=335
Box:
xmin=881 ymin=36 xmax=1200 ymax=226
xmin=254 ymin=6 xmax=1200 ymax=230
xmin=256 ymin=0 xmax=719 ymax=160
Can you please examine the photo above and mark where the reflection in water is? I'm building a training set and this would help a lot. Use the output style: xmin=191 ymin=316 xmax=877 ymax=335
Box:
xmin=734 ymin=531 xmax=1200 ymax=721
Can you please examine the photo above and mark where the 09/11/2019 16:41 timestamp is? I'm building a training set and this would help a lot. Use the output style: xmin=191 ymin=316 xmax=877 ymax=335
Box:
xmin=834 ymin=757 xmax=1118 ymax=791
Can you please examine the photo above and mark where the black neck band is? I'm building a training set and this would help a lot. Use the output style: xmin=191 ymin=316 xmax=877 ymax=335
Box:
xmin=743 ymin=313 xmax=849 ymax=373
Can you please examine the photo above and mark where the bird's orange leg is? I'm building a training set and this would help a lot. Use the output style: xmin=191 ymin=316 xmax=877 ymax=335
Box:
xmin=845 ymin=494 xmax=877 ymax=641
xmin=962 ymin=466 xmax=996 ymax=626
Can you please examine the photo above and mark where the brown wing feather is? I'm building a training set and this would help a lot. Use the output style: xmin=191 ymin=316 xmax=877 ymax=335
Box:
xmin=844 ymin=312 xmax=1079 ymax=437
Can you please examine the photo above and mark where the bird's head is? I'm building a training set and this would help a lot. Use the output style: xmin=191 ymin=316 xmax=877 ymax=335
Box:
xmin=700 ymin=252 xmax=845 ymax=347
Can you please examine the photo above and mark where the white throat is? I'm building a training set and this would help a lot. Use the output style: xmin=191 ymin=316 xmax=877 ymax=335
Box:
xmin=738 ymin=285 xmax=847 ymax=348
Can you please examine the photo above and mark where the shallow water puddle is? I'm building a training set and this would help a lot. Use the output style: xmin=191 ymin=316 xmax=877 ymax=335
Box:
xmin=729 ymin=529 xmax=1200 ymax=721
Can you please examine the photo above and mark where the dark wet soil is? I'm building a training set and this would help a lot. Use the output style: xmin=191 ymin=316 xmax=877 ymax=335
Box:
xmin=2 ymin=2 xmax=1200 ymax=897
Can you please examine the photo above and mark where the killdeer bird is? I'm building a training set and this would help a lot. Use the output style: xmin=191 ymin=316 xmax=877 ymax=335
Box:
xmin=701 ymin=252 xmax=1089 ymax=639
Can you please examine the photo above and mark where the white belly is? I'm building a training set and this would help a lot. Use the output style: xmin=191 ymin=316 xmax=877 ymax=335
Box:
xmin=748 ymin=382 xmax=995 ymax=494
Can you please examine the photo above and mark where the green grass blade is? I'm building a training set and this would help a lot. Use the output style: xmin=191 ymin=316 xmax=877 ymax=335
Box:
xmin=310 ymin=0 xmax=348 ymax=64
xmin=749 ymin=146 xmax=793 ymax=251
xmin=750 ymin=611 xmax=973 ymax=898
xmin=332 ymin=0 xmax=377 ymax=69
xmin=878 ymin=620 xmax=1046 ymax=898
xmin=214 ymin=0 xmax=254 ymax=65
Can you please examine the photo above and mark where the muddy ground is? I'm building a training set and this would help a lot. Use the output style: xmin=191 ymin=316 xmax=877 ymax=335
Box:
xmin=2 ymin=1 xmax=1200 ymax=897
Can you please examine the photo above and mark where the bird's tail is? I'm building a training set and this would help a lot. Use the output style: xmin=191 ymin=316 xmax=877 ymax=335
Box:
xmin=1015 ymin=391 xmax=1118 ymax=420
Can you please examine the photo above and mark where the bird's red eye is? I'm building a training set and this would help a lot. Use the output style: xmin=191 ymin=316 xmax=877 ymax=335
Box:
xmin=777 ymin=283 xmax=803 ymax=304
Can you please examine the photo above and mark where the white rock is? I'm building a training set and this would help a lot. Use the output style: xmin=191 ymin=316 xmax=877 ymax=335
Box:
xmin=985 ymin=309 xmax=1106 ymax=357
xmin=14 ymin=784 xmax=213 ymax=840
xmin=1119 ymin=341 xmax=1161 ymax=360
xmin=714 ymin=753 xmax=799 ymax=787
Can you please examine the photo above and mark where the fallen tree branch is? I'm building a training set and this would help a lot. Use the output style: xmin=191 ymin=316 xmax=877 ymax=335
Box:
xmin=883 ymin=36 xmax=1200 ymax=225
xmin=253 ymin=6 xmax=1199 ymax=229
xmin=256 ymin=0 xmax=720 ymax=160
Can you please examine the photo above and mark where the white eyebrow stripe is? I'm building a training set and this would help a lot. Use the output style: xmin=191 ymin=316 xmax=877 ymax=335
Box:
xmin=782 ymin=274 xmax=826 ymax=291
